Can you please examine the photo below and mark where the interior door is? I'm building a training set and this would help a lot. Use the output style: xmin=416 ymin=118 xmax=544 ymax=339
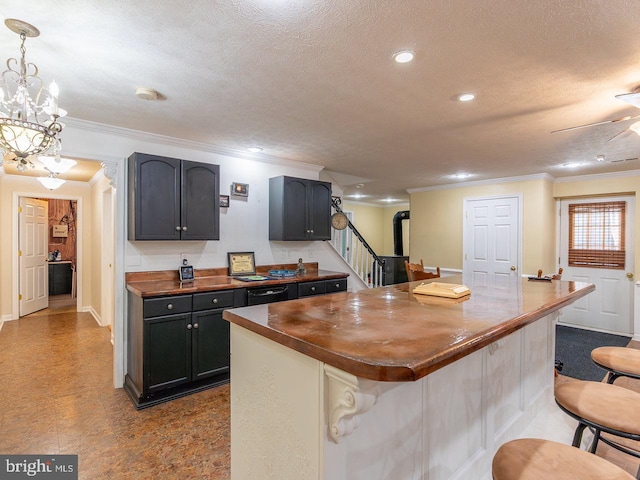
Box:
xmin=559 ymin=196 xmax=635 ymax=335
xmin=463 ymin=195 xmax=521 ymax=289
xmin=19 ymin=197 xmax=49 ymax=316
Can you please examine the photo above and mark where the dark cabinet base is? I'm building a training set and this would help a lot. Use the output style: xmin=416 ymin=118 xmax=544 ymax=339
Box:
xmin=123 ymin=372 xmax=229 ymax=410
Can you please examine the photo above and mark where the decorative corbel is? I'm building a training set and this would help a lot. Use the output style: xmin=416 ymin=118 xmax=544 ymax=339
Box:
xmin=101 ymin=161 xmax=118 ymax=187
xmin=324 ymin=365 xmax=378 ymax=443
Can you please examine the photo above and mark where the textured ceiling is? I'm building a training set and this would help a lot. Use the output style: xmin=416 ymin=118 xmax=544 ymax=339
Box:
xmin=2 ymin=1 xmax=640 ymax=203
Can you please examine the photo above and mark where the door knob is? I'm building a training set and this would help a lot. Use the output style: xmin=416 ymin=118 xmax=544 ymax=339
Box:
xmin=510 ymin=266 xmax=516 ymax=271
xmin=176 ymin=226 xmax=181 ymax=231
xmin=627 ymin=272 xmax=634 ymax=279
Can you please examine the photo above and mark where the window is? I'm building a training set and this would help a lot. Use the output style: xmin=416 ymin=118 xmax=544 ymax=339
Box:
xmin=568 ymin=201 xmax=626 ymax=269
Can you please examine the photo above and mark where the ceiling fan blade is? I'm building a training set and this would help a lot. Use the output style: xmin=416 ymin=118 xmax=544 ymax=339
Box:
xmin=615 ymin=92 xmax=640 ymax=108
xmin=551 ymin=114 xmax=640 ymax=134
xmin=607 ymin=127 xmax=632 ymax=142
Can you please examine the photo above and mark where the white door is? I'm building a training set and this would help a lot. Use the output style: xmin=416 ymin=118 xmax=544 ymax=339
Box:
xmin=559 ymin=196 xmax=635 ymax=335
xmin=463 ymin=195 xmax=521 ymax=289
xmin=19 ymin=197 xmax=49 ymax=316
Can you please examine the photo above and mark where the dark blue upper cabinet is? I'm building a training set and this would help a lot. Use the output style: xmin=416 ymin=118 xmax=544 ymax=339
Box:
xmin=128 ymin=153 xmax=220 ymax=241
xmin=269 ymin=176 xmax=332 ymax=241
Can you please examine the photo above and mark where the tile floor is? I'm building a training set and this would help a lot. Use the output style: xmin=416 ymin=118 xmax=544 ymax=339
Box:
xmin=0 ymin=309 xmax=230 ymax=479
xmin=1 ymin=307 xmax=639 ymax=479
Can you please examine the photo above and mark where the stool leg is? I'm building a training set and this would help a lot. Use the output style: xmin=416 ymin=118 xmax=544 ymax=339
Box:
xmin=589 ymin=428 xmax=601 ymax=453
xmin=636 ymin=463 xmax=640 ymax=480
xmin=572 ymin=422 xmax=588 ymax=447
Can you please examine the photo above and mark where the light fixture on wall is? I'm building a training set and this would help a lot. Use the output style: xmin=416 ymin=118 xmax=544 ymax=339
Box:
xmin=0 ymin=19 xmax=66 ymax=171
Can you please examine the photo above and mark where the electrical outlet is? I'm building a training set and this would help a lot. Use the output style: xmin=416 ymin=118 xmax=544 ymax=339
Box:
xmin=180 ymin=253 xmax=189 ymax=265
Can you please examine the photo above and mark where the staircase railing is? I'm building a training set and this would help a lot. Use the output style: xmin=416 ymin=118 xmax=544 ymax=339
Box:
xmin=330 ymin=198 xmax=385 ymax=288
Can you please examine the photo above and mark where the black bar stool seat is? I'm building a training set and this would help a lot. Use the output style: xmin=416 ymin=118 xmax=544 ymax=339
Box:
xmin=492 ymin=438 xmax=634 ymax=479
xmin=592 ymin=346 xmax=640 ymax=384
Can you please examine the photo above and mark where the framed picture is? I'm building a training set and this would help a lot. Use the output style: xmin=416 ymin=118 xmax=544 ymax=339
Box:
xmin=219 ymin=195 xmax=230 ymax=207
xmin=179 ymin=265 xmax=195 ymax=282
xmin=231 ymin=182 xmax=249 ymax=197
xmin=228 ymin=251 xmax=256 ymax=275
xmin=52 ymin=225 xmax=68 ymax=237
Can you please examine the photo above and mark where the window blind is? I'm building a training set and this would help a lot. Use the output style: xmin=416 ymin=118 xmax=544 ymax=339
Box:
xmin=568 ymin=201 xmax=626 ymax=269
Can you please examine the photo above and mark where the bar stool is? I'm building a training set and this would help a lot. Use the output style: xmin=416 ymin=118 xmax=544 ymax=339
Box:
xmin=592 ymin=346 xmax=640 ymax=384
xmin=492 ymin=438 xmax=635 ymax=479
xmin=555 ymin=381 xmax=640 ymax=479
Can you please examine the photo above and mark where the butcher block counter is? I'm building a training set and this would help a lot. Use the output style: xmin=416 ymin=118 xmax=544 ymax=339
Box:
xmin=123 ymin=263 xmax=348 ymax=409
xmin=224 ymin=275 xmax=595 ymax=480
xmin=125 ymin=262 xmax=348 ymax=297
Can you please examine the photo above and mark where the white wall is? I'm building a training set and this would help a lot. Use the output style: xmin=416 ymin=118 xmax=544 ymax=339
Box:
xmin=48 ymin=118 xmax=357 ymax=387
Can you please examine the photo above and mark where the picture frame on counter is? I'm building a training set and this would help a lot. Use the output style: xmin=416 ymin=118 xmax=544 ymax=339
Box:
xmin=219 ymin=195 xmax=230 ymax=207
xmin=228 ymin=251 xmax=256 ymax=275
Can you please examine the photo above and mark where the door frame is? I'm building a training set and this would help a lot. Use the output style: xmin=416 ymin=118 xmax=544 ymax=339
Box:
xmin=13 ymin=192 xmax=83 ymax=319
xmin=462 ymin=193 xmax=523 ymax=279
xmin=556 ymin=195 xmax=635 ymax=336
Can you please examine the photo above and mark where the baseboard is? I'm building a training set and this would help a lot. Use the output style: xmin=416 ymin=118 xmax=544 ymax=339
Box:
xmin=88 ymin=306 xmax=104 ymax=326
xmin=556 ymin=321 xmax=632 ymax=339
xmin=0 ymin=318 xmax=3 ymax=333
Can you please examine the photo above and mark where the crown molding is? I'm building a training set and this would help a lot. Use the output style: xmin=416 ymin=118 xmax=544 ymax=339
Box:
xmin=554 ymin=169 xmax=640 ymax=183
xmin=342 ymin=199 xmax=410 ymax=209
xmin=408 ymin=173 xmax=556 ymax=193
xmin=63 ymin=117 xmax=325 ymax=174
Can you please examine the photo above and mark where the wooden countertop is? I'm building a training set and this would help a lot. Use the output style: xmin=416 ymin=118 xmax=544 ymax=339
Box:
xmin=126 ymin=264 xmax=348 ymax=298
xmin=223 ymin=275 xmax=595 ymax=382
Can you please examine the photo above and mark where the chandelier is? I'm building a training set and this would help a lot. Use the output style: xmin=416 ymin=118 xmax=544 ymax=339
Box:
xmin=0 ymin=19 xmax=66 ymax=171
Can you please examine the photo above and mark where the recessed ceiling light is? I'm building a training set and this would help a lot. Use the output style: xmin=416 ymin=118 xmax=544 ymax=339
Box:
xmin=451 ymin=173 xmax=472 ymax=179
xmin=457 ymin=93 xmax=475 ymax=102
xmin=393 ymin=50 xmax=414 ymax=63
xmin=381 ymin=198 xmax=397 ymax=203
xmin=596 ymin=155 xmax=606 ymax=162
xmin=247 ymin=147 xmax=263 ymax=153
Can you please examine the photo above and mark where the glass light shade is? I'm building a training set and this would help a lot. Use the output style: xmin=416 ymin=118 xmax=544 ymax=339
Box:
xmin=0 ymin=120 xmax=56 ymax=158
xmin=38 ymin=155 xmax=76 ymax=174
xmin=629 ymin=121 xmax=640 ymax=136
xmin=37 ymin=175 xmax=65 ymax=190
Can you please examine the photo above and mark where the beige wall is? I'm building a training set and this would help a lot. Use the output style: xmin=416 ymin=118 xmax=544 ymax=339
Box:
xmin=342 ymin=202 xmax=410 ymax=257
xmin=409 ymin=178 xmax=557 ymax=275
xmin=410 ymin=172 xmax=639 ymax=276
xmin=0 ymin=175 xmax=93 ymax=320
xmin=90 ymin=174 xmax=112 ymax=323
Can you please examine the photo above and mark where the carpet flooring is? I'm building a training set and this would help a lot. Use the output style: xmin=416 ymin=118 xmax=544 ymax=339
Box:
xmin=556 ymin=324 xmax=631 ymax=381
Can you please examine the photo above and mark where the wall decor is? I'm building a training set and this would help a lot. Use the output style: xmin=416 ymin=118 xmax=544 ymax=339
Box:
xmin=219 ymin=195 xmax=230 ymax=207
xmin=231 ymin=182 xmax=249 ymax=197
xmin=228 ymin=251 xmax=256 ymax=275
xmin=52 ymin=224 xmax=68 ymax=237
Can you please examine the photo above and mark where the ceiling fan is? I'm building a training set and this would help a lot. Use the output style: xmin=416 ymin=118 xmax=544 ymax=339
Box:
xmin=551 ymin=86 xmax=640 ymax=141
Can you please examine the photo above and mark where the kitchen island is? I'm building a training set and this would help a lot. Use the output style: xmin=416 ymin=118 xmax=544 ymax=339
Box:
xmin=223 ymin=275 xmax=594 ymax=480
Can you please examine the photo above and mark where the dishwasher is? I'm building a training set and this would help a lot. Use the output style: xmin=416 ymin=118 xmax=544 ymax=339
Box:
xmin=246 ymin=284 xmax=292 ymax=306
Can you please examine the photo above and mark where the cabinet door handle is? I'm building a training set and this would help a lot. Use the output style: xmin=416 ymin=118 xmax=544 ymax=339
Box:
xmin=193 ymin=323 xmax=199 ymax=329
xmin=335 ymin=283 xmax=340 ymax=288
xmin=212 ymin=298 xmax=218 ymax=304
xmin=186 ymin=324 xmax=192 ymax=330
xmin=176 ymin=226 xmax=181 ymax=231
xmin=311 ymin=286 xmax=316 ymax=291
xmin=167 ymin=304 xmax=174 ymax=310
xmin=182 ymin=226 xmax=188 ymax=231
